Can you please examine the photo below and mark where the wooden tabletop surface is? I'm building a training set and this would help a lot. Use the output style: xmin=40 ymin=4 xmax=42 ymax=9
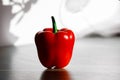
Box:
xmin=0 ymin=38 xmax=120 ymax=80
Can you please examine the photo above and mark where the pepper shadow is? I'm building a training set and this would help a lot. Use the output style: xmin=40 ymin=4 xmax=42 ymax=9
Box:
xmin=40 ymin=69 xmax=72 ymax=80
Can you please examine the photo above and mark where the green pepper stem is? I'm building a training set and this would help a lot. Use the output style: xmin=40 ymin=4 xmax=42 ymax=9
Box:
xmin=51 ymin=16 xmax=57 ymax=33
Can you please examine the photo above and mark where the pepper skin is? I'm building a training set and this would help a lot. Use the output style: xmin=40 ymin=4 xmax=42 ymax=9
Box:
xmin=35 ymin=16 xmax=75 ymax=69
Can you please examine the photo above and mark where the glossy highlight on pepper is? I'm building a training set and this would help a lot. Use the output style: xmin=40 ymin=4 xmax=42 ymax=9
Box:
xmin=35 ymin=16 xmax=75 ymax=69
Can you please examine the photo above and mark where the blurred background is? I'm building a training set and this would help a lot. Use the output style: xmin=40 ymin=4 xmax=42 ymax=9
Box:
xmin=0 ymin=0 xmax=120 ymax=46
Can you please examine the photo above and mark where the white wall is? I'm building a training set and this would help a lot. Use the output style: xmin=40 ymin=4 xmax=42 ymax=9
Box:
xmin=0 ymin=0 xmax=120 ymax=46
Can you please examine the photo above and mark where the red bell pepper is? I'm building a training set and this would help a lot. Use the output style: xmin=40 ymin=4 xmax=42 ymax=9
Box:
xmin=35 ymin=16 xmax=75 ymax=69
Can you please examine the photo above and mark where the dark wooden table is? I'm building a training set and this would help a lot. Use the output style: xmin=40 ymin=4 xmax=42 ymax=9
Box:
xmin=0 ymin=38 xmax=120 ymax=80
